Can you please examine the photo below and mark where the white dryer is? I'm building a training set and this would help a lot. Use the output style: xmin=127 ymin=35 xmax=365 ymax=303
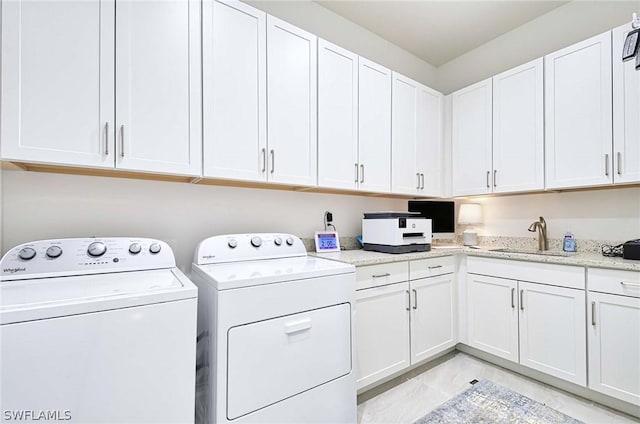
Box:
xmin=191 ymin=233 xmax=356 ymax=424
xmin=0 ymin=237 xmax=197 ymax=423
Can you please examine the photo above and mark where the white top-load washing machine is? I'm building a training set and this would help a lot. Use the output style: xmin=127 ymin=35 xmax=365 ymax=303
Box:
xmin=191 ymin=233 xmax=356 ymax=424
xmin=0 ymin=237 xmax=197 ymax=423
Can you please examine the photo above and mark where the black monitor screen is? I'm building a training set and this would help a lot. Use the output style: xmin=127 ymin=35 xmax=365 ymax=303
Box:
xmin=408 ymin=201 xmax=455 ymax=233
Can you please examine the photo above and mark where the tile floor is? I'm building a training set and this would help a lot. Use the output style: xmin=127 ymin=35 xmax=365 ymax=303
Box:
xmin=357 ymin=352 xmax=639 ymax=424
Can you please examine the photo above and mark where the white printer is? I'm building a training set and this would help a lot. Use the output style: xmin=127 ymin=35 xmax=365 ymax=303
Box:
xmin=362 ymin=212 xmax=432 ymax=254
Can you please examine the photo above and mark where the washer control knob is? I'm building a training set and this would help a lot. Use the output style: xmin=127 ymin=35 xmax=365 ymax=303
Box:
xmin=129 ymin=243 xmax=142 ymax=254
xmin=274 ymin=237 xmax=282 ymax=246
xmin=250 ymin=236 xmax=262 ymax=248
xmin=87 ymin=242 xmax=107 ymax=257
xmin=149 ymin=243 xmax=162 ymax=254
xmin=228 ymin=239 xmax=238 ymax=249
xmin=46 ymin=246 xmax=63 ymax=259
xmin=286 ymin=237 xmax=294 ymax=246
xmin=18 ymin=247 xmax=36 ymax=260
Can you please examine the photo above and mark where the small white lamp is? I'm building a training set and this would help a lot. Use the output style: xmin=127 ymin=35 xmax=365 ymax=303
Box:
xmin=458 ymin=203 xmax=483 ymax=246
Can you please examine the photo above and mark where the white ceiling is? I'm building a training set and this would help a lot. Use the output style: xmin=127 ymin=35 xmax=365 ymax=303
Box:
xmin=315 ymin=1 xmax=569 ymax=66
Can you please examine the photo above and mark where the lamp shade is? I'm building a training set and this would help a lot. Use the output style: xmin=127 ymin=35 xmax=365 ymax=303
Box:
xmin=458 ymin=203 xmax=482 ymax=225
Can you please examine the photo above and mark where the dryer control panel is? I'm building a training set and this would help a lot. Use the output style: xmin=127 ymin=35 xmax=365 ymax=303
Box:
xmin=194 ymin=233 xmax=307 ymax=265
xmin=1 ymin=238 xmax=176 ymax=281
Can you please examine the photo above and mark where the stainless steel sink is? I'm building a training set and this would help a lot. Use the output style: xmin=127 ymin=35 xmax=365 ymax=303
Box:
xmin=491 ymin=248 xmax=572 ymax=257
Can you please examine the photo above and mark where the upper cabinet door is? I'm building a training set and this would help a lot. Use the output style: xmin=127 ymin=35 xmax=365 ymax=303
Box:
xmin=358 ymin=58 xmax=392 ymax=193
xmin=266 ymin=16 xmax=317 ymax=186
xmin=115 ymin=0 xmax=202 ymax=176
xmin=317 ymin=40 xmax=359 ymax=190
xmin=1 ymin=0 xmax=114 ymax=168
xmin=417 ymin=85 xmax=444 ymax=197
xmin=203 ymin=0 xmax=266 ymax=182
xmin=391 ymin=72 xmax=420 ymax=195
xmin=613 ymin=24 xmax=640 ymax=184
xmin=451 ymin=78 xmax=493 ymax=196
xmin=545 ymin=31 xmax=613 ymax=189
xmin=492 ymin=58 xmax=544 ymax=194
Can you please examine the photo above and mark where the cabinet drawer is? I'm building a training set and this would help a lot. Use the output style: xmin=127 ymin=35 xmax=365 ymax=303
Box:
xmin=409 ymin=256 xmax=454 ymax=280
xmin=467 ymin=256 xmax=585 ymax=290
xmin=588 ymin=268 xmax=640 ymax=298
xmin=356 ymin=262 xmax=408 ymax=290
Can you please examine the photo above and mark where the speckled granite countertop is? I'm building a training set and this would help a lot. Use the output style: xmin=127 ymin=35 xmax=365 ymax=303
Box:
xmin=311 ymin=247 xmax=640 ymax=272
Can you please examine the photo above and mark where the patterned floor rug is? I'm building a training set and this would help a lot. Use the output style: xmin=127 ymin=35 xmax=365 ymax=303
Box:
xmin=414 ymin=380 xmax=584 ymax=424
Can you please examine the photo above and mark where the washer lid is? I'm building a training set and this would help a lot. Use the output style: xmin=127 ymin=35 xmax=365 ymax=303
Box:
xmin=0 ymin=269 xmax=197 ymax=324
xmin=192 ymin=256 xmax=355 ymax=290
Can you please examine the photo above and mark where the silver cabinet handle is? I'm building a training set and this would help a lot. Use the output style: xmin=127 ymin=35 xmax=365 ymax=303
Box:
xmin=493 ymin=170 xmax=497 ymax=187
xmin=605 ymin=153 xmax=609 ymax=177
xmin=617 ymin=152 xmax=622 ymax=176
xmin=420 ymin=173 xmax=425 ymax=189
xmin=511 ymin=288 xmax=515 ymax=309
xmin=372 ymin=273 xmax=391 ymax=279
xmin=486 ymin=171 xmax=490 ymax=188
xmin=520 ymin=289 xmax=524 ymax=311
xmin=360 ymin=164 xmax=364 ymax=183
xmin=120 ymin=125 xmax=125 ymax=157
xmin=428 ymin=265 xmax=442 ymax=270
xmin=416 ymin=172 xmax=421 ymax=189
xmin=261 ymin=148 xmax=266 ymax=173
xmin=406 ymin=290 xmax=411 ymax=311
xmin=412 ymin=289 xmax=418 ymax=310
xmin=104 ymin=122 xmax=109 ymax=155
xmin=355 ymin=163 xmax=359 ymax=183
xmin=621 ymin=281 xmax=640 ymax=287
xmin=591 ymin=301 xmax=596 ymax=326
xmin=270 ymin=149 xmax=275 ymax=174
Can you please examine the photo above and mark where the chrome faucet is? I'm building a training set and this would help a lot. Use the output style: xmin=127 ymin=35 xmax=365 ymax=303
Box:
xmin=528 ymin=216 xmax=549 ymax=251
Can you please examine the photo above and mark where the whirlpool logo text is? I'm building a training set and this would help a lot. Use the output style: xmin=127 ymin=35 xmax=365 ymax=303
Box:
xmin=2 ymin=267 xmax=26 ymax=274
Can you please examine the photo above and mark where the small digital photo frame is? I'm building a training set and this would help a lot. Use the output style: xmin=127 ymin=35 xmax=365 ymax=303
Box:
xmin=314 ymin=231 xmax=341 ymax=253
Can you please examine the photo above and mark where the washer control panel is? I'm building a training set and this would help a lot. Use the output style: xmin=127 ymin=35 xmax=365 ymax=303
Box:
xmin=1 ymin=238 xmax=176 ymax=281
xmin=194 ymin=233 xmax=307 ymax=265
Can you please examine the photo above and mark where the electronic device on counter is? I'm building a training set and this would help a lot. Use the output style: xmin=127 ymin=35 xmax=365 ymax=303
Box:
xmin=408 ymin=201 xmax=455 ymax=240
xmin=362 ymin=212 xmax=432 ymax=254
xmin=314 ymin=231 xmax=341 ymax=252
xmin=623 ymin=239 xmax=640 ymax=260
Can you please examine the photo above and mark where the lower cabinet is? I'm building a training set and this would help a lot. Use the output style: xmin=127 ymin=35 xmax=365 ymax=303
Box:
xmin=355 ymin=257 xmax=455 ymax=390
xmin=587 ymin=268 xmax=640 ymax=405
xmin=466 ymin=257 xmax=587 ymax=386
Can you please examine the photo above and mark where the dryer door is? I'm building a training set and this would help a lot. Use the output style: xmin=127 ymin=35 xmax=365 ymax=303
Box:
xmin=226 ymin=302 xmax=352 ymax=420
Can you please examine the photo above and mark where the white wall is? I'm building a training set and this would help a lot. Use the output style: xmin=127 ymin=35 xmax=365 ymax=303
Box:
xmin=437 ymin=0 xmax=639 ymax=94
xmin=466 ymin=187 xmax=640 ymax=242
xmin=246 ymin=0 xmax=439 ymax=88
xmin=0 ymin=169 xmax=406 ymax=271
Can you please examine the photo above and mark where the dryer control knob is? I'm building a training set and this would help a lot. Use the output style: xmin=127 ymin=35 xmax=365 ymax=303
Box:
xmin=251 ymin=236 xmax=262 ymax=248
xmin=129 ymin=243 xmax=142 ymax=254
xmin=87 ymin=242 xmax=107 ymax=257
xmin=149 ymin=243 xmax=162 ymax=254
xmin=286 ymin=237 xmax=294 ymax=246
xmin=46 ymin=246 xmax=63 ymax=259
xmin=228 ymin=239 xmax=238 ymax=249
xmin=18 ymin=247 xmax=36 ymax=260
xmin=274 ymin=237 xmax=282 ymax=246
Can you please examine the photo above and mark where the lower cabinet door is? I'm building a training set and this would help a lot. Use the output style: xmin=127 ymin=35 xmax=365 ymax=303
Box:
xmin=588 ymin=291 xmax=640 ymax=404
xmin=519 ymin=281 xmax=586 ymax=385
xmin=410 ymin=274 xmax=455 ymax=364
xmin=467 ymin=274 xmax=519 ymax=362
xmin=355 ymin=281 xmax=410 ymax=389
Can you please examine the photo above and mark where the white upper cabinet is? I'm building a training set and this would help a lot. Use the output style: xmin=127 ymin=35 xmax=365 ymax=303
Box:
xmin=391 ymin=73 xmax=443 ymax=196
xmin=613 ymin=24 xmax=640 ymax=184
xmin=203 ymin=0 xmax=266 ymax=182
xmin=358 ymin=58 xmax=392 ymax=193
xmin=1 ymin=0 xmax=114 ymax=168
xmin=317 ymin=40 xmax=359 ymax=190
xmin=115 ymin=0 xmax=202 ymax=176
xmin=266 ymin=16 xmax=317 ymax=186
xmin=492 ymin=58 xmax=544 ymax=193
xmin=451 ymin=78 xmax=493 ymax=196
xmin=545 ymin=31 xmax=613 ymax=189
